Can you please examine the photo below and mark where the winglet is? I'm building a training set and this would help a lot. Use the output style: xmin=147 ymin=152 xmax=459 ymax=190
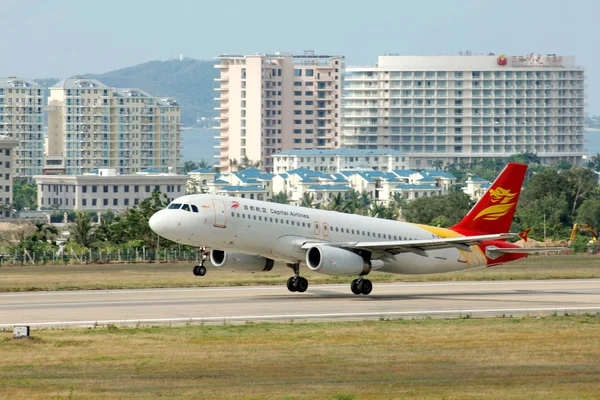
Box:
xmin=518 ymin=229 xmax=531 ymax=242
xmin=451 ymin=163 xmax=527 ymax=235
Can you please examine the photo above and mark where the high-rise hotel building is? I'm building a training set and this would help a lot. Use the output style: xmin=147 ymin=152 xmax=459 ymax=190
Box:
xmin=0 ymin=78 xmax=44 ymax=176
xmin=341 ymin=55 xmax=585 ymax=168
xmin=47 ymin=78 xmax=181 ymax=175
xmin=215 ymin=52 xmax=343 ymax=173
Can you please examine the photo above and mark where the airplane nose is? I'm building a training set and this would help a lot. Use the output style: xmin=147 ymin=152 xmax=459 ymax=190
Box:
xmin=149 ymin=210 xmax=166 ymax=234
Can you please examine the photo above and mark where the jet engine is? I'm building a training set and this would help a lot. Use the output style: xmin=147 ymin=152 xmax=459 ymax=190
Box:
xmin=209 ymin=250 xmax=275 ymax=272
xmin=305 ymin=244 xmax=371 ymax=276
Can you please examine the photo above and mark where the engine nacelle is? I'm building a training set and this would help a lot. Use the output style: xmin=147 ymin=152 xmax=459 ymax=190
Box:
xmin=209 ymin=250 xmax=274 ymax=272
xmin=305 ymin=244 xmax=371 ymax=276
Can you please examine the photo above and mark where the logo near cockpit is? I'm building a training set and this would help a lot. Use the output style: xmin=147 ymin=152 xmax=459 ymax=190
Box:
xmin=231 ymin=201 xmax=240 ymax=209
xmin=473 ymin=187 xmax=517 ymax=221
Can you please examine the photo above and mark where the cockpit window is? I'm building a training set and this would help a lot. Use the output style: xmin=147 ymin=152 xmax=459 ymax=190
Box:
xmin=191 ymin=205 xmax=199 ymax=213
xmin=168 ymin=203 xmax=182 ymax=209
xmin=181 ymin=204 xmax=191 ymax=212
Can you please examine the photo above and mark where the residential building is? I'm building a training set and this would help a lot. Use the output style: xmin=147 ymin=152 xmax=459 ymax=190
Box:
xmin=0 ymin=77 xmax=44 ymax=176
xmin=0 ymin=135 xmax=19 ymax=217
xmin=342 ymin=55 xmax=585 ymax=168
xmin=47 ymin=78 xmax=181 ymax=175
xmin=34 ymin=168 xmax=188 ymax=211
xmin=462 ymin=176 xmax=491 ymax=200
xmin=214 ymin=52 xmax=344 ymax=173
xmin=272 ymin=148 xmax=409 ymax=173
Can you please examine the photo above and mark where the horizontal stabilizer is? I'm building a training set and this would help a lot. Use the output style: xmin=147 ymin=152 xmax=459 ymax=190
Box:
xmin=486 ymin=245 xmax=571 ymax=259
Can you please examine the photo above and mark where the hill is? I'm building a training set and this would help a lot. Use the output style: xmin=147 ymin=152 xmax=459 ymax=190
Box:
xmin=36 ymin=58 xmax=218 ymax=126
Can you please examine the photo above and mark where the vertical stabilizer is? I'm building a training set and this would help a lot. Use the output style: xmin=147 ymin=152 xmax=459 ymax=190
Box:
xmin=452 ymin=163 xmax=527 ymax=235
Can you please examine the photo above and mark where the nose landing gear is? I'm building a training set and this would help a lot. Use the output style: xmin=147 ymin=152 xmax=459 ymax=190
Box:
xmin=193 ymin=264 xmax=206 ymax=276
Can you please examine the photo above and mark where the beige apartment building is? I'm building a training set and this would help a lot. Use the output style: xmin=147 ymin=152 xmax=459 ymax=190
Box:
xmin=0 ymin=135 xmax=19 ymax=217
xmin=342 ymin=55 xmax=585 ymax=168
xmin=47 ymin=78 xmax=181 ymax=175
xmin=215 ymin=52 xmax=344 ymax=173
xmin=0 ymin=77 xmax=44 ymax=176
xmin=34 ymin=168 xmax=189 ymax=211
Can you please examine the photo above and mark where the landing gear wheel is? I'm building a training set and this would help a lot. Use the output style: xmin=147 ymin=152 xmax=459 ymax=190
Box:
xmin=360 ymin=279 xmax=373 ymax=295
xmin=193 ymin=265 xmax=207 ymax=276
xmin=350 ymin=279 xmax=361 ymax=295
xmin=287 ymin=277 xmax=298 ymax=292
xmin=295 ymin=277 xmax=309 ymax=293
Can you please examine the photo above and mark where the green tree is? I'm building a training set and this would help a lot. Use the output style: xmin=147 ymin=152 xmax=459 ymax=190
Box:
xmin=576 ymin=198 xmax=600 ymax=233
xmin=13 ymin=178 xmax=37 ymax=211
xmin=327 ymin=193 xmax=346 ymax=212
xmin=270 ymin=191 xmax=289 ymax=204
xmin=513 ymin=193 xmax=571 ymax=240
xmin=69 ymin=210 xmax=96 ymax=248
xmin=300 ymin=193 xmax=315 ymax=208
xmin=562 ymin=166 xmax=599 ymax=217
xmin=182 ymin=160 xmax=199 ymax=174
xmin=403 ymin=192 xmax=474 ymax=227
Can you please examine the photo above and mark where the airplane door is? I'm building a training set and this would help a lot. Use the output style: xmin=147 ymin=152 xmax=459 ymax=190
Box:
xmin=212 ymin=200 xmax=226 ymax=228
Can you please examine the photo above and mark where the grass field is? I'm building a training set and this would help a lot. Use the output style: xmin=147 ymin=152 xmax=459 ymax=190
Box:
xmin=1 ymin=315 xmax=599 ymax=399
xmin=0 ymin=254 xmax=598 ymax=293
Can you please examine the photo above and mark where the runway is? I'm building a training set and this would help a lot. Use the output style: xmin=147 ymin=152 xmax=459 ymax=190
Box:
xmin=1 ymin=279 xmax=600 ymax=329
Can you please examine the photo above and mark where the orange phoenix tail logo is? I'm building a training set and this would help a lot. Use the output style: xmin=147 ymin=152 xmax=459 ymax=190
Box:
xmin=474 ymin=187 xmax=517 ymax=221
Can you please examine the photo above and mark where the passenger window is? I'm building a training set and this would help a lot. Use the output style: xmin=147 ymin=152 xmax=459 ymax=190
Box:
xmin=254 ymin=215 xmax=257 ymax=220
xmin=237 ymin=213 xmax=240 ymax=218
xmin=346 ymin=228 xmax=349 ymax=233
xmin=270 ymin=218 xmax=273 ymax=223
xmin=383 ymin=234 xmax=387 ymax=239
xmin=231 ymin=212 xmax=235 ymax=217
xmin=367 ymin=232 xmax=371 ymax=237
xmin=259 ymin=216 xmax=262 ymax=221
xmin=275 ymin=218 xmax=278 ymax=223
xmin=378 ymin=233 xmax=382 ymax=238
xmin=168 ymin=203 xmax=181 ymax=209
xmin=352 ymin=229 xmax=355 ymax=234
xmin=191 ymin=205 xmax=199 ymax=213
xmin=243 ymin=214 xmax=246 ymax=219
xmin=394 ymin=235 xmax=397 ymax=240
xmin=302 ymin=222 xmax=305 ymax=227
xmin=362 ymin=231 xmax=365 ymax=236
xmin=286 ymin=220 xmax=289 ymax=225
xmin=181 ymin=204 xmax=190 ymax=212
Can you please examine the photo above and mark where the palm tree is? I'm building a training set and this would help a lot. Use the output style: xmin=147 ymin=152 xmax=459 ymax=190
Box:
xmin=198 ymin=160 xmax=212 ymax=170
xmin=182 ymin=160 xmax=199 ymax=174
xmin=359 ymin=190 xmax=372 ymax=209
xmin=327 ymin=193 xmax=346 ymax=212
xmin=369 ymin=202 xmax=388 ymax=218
xmin=69 ymin=210 xmax=95 ymax=248
xmin=432 ymin=160 xmax=444 ymax=171
xmin=300 ymin=193 xmax=315 ymax=208
xmin=270 ymin=191 xmax=289 ymax=204
xmin=344 ymin=190 xmax=362 ymax=215
xmin=229 ymin=158 xmax=238 ymax=172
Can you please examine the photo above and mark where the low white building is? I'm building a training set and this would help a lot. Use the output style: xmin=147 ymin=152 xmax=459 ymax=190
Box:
xmin=273 ymin=149 xmax=409 ymax=174
xmin=34 ymin=168 xmax=189 ymax=211
xmin=462 ymin=176 xmax=491 ymax=200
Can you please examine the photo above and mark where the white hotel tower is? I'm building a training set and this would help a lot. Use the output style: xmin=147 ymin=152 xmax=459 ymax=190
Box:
xmin=341 ymin=55 xmax=585 ymax=168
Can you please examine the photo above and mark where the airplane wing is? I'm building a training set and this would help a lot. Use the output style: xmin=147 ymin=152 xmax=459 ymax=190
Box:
xmin=301 ymin=233 xmax=518 ymax=257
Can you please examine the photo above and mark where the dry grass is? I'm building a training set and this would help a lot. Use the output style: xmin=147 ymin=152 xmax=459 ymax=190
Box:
xmin=0 ymin=315 xmax=599 ymax=399
xmin=0 ymin=254 xmax=598 ymax=293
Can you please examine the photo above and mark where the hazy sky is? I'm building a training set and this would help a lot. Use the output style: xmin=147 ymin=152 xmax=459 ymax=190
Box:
xmin=1 ymin=0 xmax=599 ymax=113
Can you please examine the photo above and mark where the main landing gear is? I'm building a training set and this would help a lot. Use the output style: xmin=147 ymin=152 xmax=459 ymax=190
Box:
xmin=193 ymin=264 xmax=206 ymax=276
xmin=351 ymin=277 xmax=373 ymax=295
xmin=286 ymin=263 xmax=308 ymax=293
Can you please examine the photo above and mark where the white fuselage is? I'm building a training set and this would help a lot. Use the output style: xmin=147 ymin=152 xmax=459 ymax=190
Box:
xmin=149 ymin=194 xmax=489 ymax=275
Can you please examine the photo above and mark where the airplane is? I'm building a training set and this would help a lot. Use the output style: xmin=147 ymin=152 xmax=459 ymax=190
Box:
xmin=149 ymin=162 xmax=566 ymax=295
